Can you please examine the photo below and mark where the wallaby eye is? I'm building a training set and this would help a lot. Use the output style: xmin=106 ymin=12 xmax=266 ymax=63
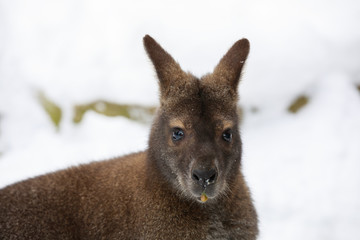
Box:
xmin=172 ymin=128 xmax=184 ymax=141
xmin=222 ymin=129 xmax=232 ymax=142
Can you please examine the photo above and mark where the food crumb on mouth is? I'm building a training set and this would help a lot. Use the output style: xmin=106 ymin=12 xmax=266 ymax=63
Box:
xmin=200 ymin=191 xmax=208 ymax=202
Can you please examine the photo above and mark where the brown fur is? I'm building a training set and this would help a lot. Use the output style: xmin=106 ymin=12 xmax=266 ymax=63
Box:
xmin=0 ymin=35 xmax=258 ymax=239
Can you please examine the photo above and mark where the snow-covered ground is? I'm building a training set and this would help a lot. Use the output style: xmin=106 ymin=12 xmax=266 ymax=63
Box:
xmin=1 ymin=0 xmax=360 ymax=239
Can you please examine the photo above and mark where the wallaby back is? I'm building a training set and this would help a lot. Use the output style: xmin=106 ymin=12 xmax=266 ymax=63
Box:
xmin=0 ymin=35 xmax=258 ymax=239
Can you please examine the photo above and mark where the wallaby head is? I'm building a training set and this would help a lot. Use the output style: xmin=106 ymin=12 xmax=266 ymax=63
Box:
xmin=144 ymin=35 xmax=249 ymax=203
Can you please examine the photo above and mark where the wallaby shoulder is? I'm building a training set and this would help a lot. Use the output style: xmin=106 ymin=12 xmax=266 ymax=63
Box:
xmin=0 ymin=151 xmax=148 ymax=239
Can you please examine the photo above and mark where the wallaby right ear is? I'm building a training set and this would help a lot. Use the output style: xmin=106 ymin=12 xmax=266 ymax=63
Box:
xmin=212 ymin=38 xmax=250 ymax=91
xmin=143 ymin=35 xmax=186 ymax=96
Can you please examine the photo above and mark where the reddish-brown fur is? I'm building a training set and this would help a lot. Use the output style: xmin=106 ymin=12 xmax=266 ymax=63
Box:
xmin=0 ymin=35 xmax=258 ymax=239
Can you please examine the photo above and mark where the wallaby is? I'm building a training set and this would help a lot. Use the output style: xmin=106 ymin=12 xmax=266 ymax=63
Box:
xmin=0 ymin=35 xmax=258 ymax=239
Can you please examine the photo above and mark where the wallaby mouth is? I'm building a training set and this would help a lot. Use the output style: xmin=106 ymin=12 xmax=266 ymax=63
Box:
xmin=192 ymin=182 xmax=218 ymax=203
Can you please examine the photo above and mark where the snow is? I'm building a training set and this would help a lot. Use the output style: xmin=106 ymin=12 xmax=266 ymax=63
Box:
xmin=243 ymin=73 xmax=360 ymax=239
xmin=1 ymin=0 xmax=360 ymax=239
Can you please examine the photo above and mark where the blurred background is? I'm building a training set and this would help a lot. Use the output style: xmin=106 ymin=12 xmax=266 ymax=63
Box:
xmin=0 ymin=0 xmax=360 ymax=239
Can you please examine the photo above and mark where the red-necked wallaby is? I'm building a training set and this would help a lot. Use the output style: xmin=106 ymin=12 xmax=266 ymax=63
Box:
xmin=0 ymin=35 xmax=258 ymax=239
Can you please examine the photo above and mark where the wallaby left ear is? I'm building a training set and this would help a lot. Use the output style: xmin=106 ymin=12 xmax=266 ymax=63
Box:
xmin=143 ymin=35 xmax=187 ymax=97
xmin=212 ymin=38 xmax=250 ymax=89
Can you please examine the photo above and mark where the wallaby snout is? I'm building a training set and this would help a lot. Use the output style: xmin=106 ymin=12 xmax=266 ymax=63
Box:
xmin=189 ymin=155 xmax=220 ymax=200
xmin=190 ymin=141 xmax=219 ymax=187
xmin=192 ymin=168 xmax=217 ymax=188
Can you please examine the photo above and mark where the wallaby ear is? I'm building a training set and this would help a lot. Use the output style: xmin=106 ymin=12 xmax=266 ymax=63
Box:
xmin=212 ymin=38 xmax=250 ymax=90
xmin=143 ymin=35 xmax=186 ymax=96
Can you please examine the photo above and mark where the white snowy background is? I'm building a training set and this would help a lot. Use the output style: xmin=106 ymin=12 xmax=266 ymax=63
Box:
xmin=1 ymin=0 xmax=360 ymax=239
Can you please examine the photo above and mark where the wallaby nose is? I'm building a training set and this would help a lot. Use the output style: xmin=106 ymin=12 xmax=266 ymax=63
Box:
xmin=192 ymin=168 xmax=217 ymax=187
